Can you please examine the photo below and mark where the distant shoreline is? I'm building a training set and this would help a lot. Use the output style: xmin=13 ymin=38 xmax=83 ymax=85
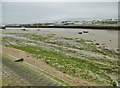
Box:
xmin=5 ymin=25 xmax=119 ymax=30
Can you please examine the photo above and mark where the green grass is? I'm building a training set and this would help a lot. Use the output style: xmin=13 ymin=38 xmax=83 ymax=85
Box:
xmin=97 ymin=49 xmax=118 ymax=58
xmin=30 ymin=34 xmax=48 ymax=41
xmin=76 ymin=39 xmax=118 ymax=58
xmin=6 ymin=44 xmax=117 ymax=85
xmin=63 ymin=37 xmax=73 ymax=40
xmin=2 ymin=33 xmax=117 ymax=86
xmin=76 ymin=39 xmax=97 ymax=51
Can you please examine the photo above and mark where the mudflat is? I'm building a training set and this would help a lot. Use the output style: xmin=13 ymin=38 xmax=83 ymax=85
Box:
xmin=1 ymin=28 xmax=119 ymax=86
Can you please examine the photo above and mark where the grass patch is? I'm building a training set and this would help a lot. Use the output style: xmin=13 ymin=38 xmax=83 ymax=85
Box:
xmin=6 ymin=44 xmax=116 ymax=85
xmin=63 ymin=37 xmax=73 ymax=40
xmin=97 ymin=49 xmax=118 ymax=58
xmin=30 ymin=34 xmax=48 ymax=41
xmin=76 ymin=39 xmax=118 ymax=58
xmin=76 ymin=39 xmax=97 ymax=51
xmin=2 ymin=34 xmax=117 ymax=86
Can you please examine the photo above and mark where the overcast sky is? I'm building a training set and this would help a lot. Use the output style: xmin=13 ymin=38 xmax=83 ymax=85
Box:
xmin=2 ymin=0 xmax=120 ymax=2
xmin=2 ymin=2 xmax=118 ymax=24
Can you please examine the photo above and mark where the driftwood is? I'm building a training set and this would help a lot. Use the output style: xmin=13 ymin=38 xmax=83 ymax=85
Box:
xmin=14 ymin=58 xmax=24 ymax=62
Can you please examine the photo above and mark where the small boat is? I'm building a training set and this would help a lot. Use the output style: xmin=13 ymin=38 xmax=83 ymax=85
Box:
xmin=78 ymin=32 xmax=82 ymax=34
xmin=83 ymin=30 xmax=89 ymax=33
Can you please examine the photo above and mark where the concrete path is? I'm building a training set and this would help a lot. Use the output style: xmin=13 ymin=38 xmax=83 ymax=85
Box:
xmin=2 ymin=55 xmax=62 ymax=86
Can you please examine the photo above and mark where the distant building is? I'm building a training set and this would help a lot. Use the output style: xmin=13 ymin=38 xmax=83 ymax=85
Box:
xmin=82 ymin=21 xmax=94 ymax=25
xmin=74 ymin=21 xmax=83 ymax=25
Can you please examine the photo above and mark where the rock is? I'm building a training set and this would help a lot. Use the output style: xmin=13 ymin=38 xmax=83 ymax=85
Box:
xmin=95 ymin=43 xmax=99 ymax=45
xmin=37 ymin=29 xmax=40 ymax=31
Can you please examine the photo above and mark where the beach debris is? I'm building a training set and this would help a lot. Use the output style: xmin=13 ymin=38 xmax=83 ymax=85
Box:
xmin=14 ymin=58 xmax=24 ymax=62
xmin=115 ymin=48 xmax=120 ymax=53
xmin=78 ymin=32 xmax=82 ymax=34
xmin=116 ymin=48 xmax=120 ymax=51
xmin=101 ymin=43 xmax=105 ymax=45
xmin=21 ymin=28 xmax=26 ymax=31
xmin=103 ymin=48 xmax=109 ymax=50
xmin=37 ymin=29 xmax=40 ymax=31
xmin=95 ymin=43 xmax=99 ymax=45
xmin=2 ymin=26 xmax=6 ymax=29
xmin=21 ymin=27 xmax=26 ymax=31
xmin=86 ymin=39 xmax=93 ymax=42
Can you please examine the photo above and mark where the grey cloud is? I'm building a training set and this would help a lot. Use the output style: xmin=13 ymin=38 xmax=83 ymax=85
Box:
xmin=2 ymin=2 xmax=118 ymax=24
